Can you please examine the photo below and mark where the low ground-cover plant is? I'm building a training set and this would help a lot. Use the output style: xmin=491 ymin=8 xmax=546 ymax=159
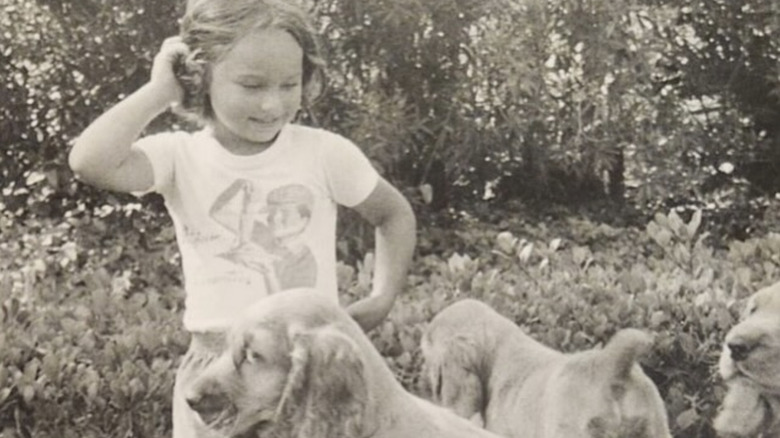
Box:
xmin=0 ymin=212 xmax=186 ymax=437
xmin=1 ymin=209 xmax=777 ymax=437
xmin=361 ymin=210 xmax=776 ymax=437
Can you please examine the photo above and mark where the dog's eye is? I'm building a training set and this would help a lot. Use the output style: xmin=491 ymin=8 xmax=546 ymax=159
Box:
xmin=232 ymin=345 xmax=265 ymax=369
xmin=244 ymin=348 xmax=264 ymax=365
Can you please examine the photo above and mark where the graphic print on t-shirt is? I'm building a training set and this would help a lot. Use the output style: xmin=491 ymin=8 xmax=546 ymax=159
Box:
xmin=209 ymin=179 xmax=317 ymax=293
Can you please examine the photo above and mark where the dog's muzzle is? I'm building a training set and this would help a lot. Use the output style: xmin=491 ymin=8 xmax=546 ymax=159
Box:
xmin=727 ymin=340 xmax=755 ymax=362
xmin=187 ymin=389 xmax=237 ymax=428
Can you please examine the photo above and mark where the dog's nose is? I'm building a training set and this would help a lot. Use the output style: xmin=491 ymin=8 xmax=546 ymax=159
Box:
xmin=186 ymin=389 xmax=231 ymax=424
xmin=727 ymin=341 xmax=753 ymax=362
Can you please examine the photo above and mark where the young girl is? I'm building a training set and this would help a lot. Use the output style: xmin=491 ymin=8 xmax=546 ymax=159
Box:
xmin=68 ymin=0 xmax=416 ymax=436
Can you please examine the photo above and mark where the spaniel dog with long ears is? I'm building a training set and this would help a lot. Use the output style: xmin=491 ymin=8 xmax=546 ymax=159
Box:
xmin=422 ymin=299 xmax=673 ymax=438
xmin=184 ymin=289 xmax=501 ymax=438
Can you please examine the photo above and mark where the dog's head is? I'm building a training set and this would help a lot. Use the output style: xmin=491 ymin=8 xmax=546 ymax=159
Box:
xmin=543 ymin=329 xmax=671 ymax=438
xmin=720 ymin=282 xmax=780 ymax=391
xmin=184 ymin=291 xmax=373 ymax=438
xmin=716 ymin=282 xmax=780 ymax=437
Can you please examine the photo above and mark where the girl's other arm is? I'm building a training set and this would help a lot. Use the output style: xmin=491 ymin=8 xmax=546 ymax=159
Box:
xmin=347 ymin=177 xmax=417 ymax=332
xmin=68 ymin=37 xmax=188 ymax=193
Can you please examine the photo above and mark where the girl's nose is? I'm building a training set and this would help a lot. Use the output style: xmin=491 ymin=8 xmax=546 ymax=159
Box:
xmin=257 ymin=90 xmax=284 ymax=112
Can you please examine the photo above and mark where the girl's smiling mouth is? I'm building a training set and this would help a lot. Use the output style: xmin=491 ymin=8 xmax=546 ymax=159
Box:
xmin=249 ymin=117 xmax=280 ymax=126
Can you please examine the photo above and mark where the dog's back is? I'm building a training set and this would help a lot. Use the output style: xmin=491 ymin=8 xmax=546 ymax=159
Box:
xmin=422 ymin=299 xmax=672 ymax=438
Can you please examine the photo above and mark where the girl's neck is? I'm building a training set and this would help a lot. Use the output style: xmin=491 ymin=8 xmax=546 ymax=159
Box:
xmin=210 ymin=124 xmax=282 ymax=156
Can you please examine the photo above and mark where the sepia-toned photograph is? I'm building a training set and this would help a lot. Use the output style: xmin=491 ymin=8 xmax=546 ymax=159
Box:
xmin=1 ymin=0 xmax=779 ymax=437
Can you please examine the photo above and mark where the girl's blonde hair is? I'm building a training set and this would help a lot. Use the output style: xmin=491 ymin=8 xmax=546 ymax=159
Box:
xmin=175 ymin=0 xmax=326 ymax=123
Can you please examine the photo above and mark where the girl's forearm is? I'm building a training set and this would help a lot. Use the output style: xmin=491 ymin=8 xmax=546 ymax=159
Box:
xmin=68 ymin=83 xmax=172 ymax=185
xmin=371 ymin=204 xmax=416 ymax=298
xmin=348 ymin=203 xmax=417 ymax=331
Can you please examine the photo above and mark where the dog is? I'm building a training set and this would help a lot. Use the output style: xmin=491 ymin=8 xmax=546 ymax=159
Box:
xmin=421 ymin=298 xmax=672 ymax=438
xmin=716 ymin=281 xmax=780 ymax=437
xmin=184 ymin=289 xmax=502 ymax=438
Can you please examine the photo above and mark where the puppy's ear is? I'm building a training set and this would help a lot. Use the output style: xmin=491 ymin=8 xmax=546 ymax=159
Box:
xmin=421 ymin=332 xmax=485 ymax=421
xmin=276 ymin=325 xmax=370 ymax=438
xmin=600 ymin=329 xmax=653 ymax=392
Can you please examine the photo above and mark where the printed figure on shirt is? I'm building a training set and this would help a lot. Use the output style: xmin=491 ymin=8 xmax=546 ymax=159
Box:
xmin=210 ymin=180 xmax=316 ymax=293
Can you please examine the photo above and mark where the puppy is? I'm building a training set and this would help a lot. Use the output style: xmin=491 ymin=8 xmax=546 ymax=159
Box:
xmin=184 ymin=289 xmax=501 ymax=438
xmin=422 ymin=299 xmax=672 ymax=438
xmin=716 ymin=281 xmax=780 ymax=437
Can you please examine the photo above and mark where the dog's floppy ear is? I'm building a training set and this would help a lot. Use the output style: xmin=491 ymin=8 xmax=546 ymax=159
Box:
xmin=421 ymin=332 xmax=485 ymax=422
xmin=599 ymin=329 xmax=652 ymax=395
xmin=275 ymin=324 xmax=370 ymax=438
xmin=746 ymin=282 xmax=780 ymax=317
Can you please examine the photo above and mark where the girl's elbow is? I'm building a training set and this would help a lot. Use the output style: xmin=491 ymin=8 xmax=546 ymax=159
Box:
xmin=68 ymin=146 xmax=96 ymax=184
xmin=68 ymin=143 xmax=108 ymax=187
xmin=392 ymin=200 xmax=417 ymax=249
xmin=401 ymin=198 xmax=417 ymax=231
xmin=68 ymin=137 xmax=96 ymax=172
xmin=380 ymin=197 xmax=416 ymax=234
xmin=68 ymin=145 xmax=88 ymax=179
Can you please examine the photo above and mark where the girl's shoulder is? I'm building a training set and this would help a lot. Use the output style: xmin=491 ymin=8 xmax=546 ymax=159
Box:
xmin=283 ymin=124 xmax=370 ymax=166
xmin=137 ymin=128 xmax=203 ymax=147
xmin=285 ymin=123 xmax=354 ymax=148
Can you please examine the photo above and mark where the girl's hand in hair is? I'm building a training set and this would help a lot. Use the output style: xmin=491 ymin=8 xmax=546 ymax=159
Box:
xmin=149 ymin=36 xmax=191 ymax=106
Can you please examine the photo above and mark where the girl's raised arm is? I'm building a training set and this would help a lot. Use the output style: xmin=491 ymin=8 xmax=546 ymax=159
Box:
xmin=69 ymin=37 xmax=189 ymax=193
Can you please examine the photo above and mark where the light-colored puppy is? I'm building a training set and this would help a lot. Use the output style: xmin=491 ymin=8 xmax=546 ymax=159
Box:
xmin=716 ymin=281 xmax=780 ymax=437
xmin=184 ymin=289 xmax=502 ymax=438
xmin=422 ymin=299 xmax=672 ymax=438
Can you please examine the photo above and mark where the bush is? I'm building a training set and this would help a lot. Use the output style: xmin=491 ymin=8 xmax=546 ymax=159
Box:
xmin=4 ymin=0 xmax=778 ymax=226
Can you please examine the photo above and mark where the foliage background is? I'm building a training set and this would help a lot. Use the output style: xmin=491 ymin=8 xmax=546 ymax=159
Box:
xmin=1 ymin=0 xmax=780 ymax=437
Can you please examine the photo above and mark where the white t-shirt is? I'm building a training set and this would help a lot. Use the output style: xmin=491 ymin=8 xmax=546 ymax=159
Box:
xmin=134 ymin=124 xmax=379 ymax=331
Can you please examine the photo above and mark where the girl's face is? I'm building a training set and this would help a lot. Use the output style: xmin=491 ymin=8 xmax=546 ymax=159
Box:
xmin=209 ymin=28 xmax=303 ymax=154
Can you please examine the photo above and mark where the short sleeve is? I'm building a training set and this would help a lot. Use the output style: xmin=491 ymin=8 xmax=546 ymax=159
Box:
xmin=132 ymin=131 xmax=185 ymax=196
xmin=321 ymin=136 xmax=380 ymax=207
